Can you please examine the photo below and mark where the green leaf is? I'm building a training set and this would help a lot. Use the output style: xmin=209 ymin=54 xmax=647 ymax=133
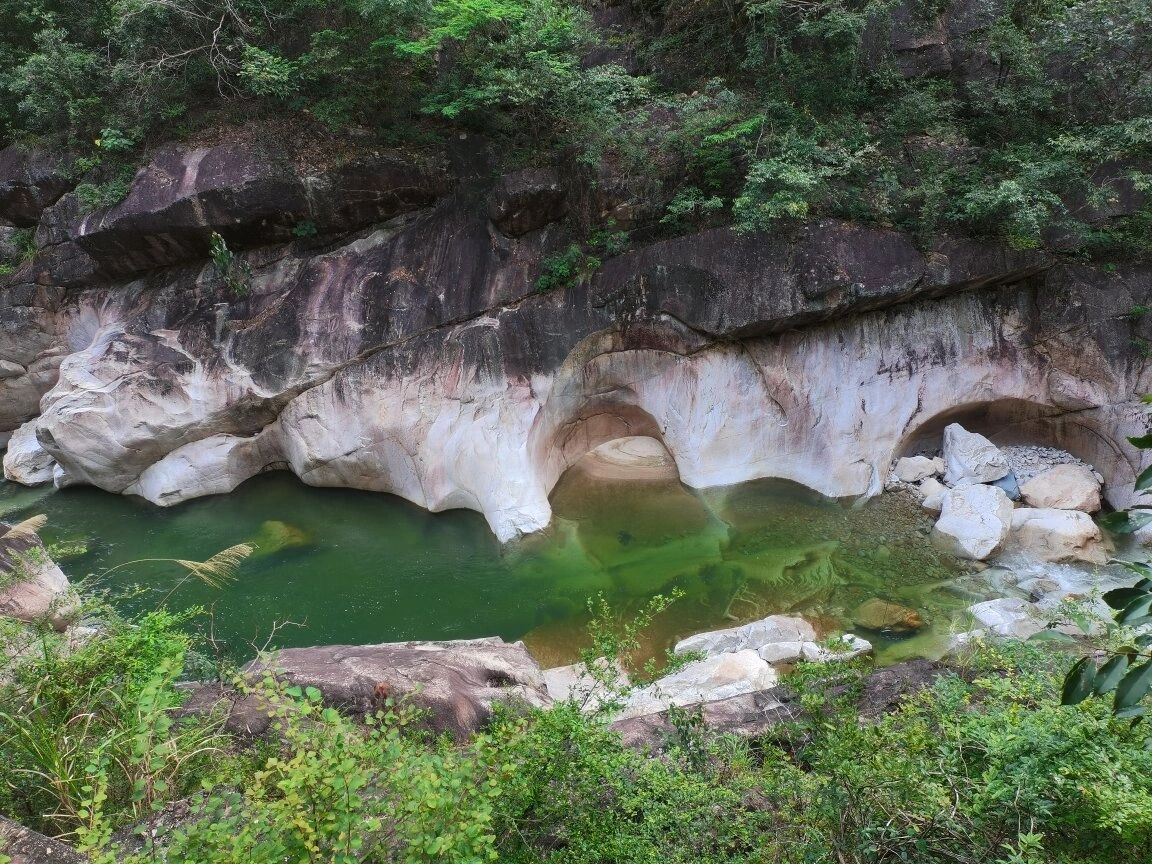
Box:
xmin=1129 ymin=435 xmax=1152 ymax=449
xmin=1119 ymin=593 xmax=1152 ymax=625
xmin=1027 ymin=630 xmax=1076 ymax=644
xmin=1062 ymin=657 xmax=1097 ymax=705
xmin=1104 ymin=586 xmax=1152 ymax=609
xmin=1136 ymin=464 xmax=1152 ymax=493
xmin=1116 ymin=560 xmax=1152 ymax=581
xmin=1115 ymin=660 xmax=1152 ymax=711
xmin=1099 ymin=510 xmax=1152 ymax=533
xmin=1095 ymin=655 xmax=1130 ymax=694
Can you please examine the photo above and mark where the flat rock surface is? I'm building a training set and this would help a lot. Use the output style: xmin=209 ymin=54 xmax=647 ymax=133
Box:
xmin=229 ymin=638 xmax=551 ymax=739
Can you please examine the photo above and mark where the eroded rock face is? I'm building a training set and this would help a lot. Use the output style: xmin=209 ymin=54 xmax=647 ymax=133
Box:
xmin=244 ymin=638 xmax=550 ymax=739
xmin=33 ymin=142 xmax=449 ymax=282
xmin=0 ymin=814 xmax=85 ymax=864
xmin=3 ymin=141 xmax=1150 ymax=543
xmin=0 ymin=147 xmax=72 ymax=227
xmin=488 ymin=168 xmax=567 ymax=237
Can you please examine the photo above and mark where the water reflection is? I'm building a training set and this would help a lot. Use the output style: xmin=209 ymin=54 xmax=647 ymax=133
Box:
xmin=0 ymin=440 xmax=969 ymax=666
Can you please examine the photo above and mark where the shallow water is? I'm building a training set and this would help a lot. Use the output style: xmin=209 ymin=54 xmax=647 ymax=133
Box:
xmin=0 ymin=464 xmax=974 ymax=666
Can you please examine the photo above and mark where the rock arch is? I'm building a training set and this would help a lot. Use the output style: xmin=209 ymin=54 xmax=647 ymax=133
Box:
xmin=896 ymin=397 xmax=1143 ymax=508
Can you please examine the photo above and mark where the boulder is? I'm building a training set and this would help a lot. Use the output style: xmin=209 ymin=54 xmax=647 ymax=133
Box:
xmin=673 ymin=614 xmax=816 ymax=657
xmin=488 ymin=168 xmax=567 ymax=237
xmin=611 ymin=688 xmax=801 ymax=750
xmin=931 ymin=484 xmax=1013 ymax=560
xmin=618 ymin=650 xmax=778 ymax=720
xmin=611 ymin=659 xmax=945 ymax=750
xmin=800 ymin=634 xmax=873 ymax=662
xmin=0 ymin=814 xmax=86 ymax=864
xmin=894 ymin=455 xmax=939 ymax=482
xmin=942 ymin=423 xmax=1009 ymax=485
xmin=968 ymin=597 xmax=1045 ymax=639
xmin=2 ymin=420 xmax=55 ymax=485
xmin=1006 ymin=508 xmax=1109 ymax=564
xmin=851 ymin=599 xmax=924 ymax=634
xmin=0 ymin=525 xmax=72 ymax=630
xmin=243 ymin=638 xmax=550 ymax=739
xmin=756 ymin=641 xmax=805 ymax=663
xmin=919 ymin=476 xmax=946 ymax=512
xmin=1019 ymin=464 xmax=1102 ymax=512
xmin=541 ymin=658 xmax=628 ymax=711
xmin=989 ymin=471 xmax=1021 ymax=501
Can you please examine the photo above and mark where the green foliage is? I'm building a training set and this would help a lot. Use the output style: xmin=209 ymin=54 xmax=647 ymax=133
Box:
xmin=535 ymin=244 xmax=599 ymax=292
xmin=209 ymin=231 xmax=252 ymax=297
xmin=0 ymin=608 xmax=222 ymax=837
xmin=4 ymin=595 xmax=1152 ymax=863
xmin=137 ymin=674 xmax=507 ymax=863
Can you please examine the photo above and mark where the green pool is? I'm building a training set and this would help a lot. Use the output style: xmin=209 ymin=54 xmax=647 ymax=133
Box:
xmin=0 ymin=461 xmax=973 ymax=666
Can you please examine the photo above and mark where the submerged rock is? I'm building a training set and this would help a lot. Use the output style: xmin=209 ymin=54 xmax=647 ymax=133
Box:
xmin=248 ymin=520 xmax=312 ymax=558
xmin=968 ymin=598 xmax=1045 ymax=639
xmin=1019 ymin=464 xmax=1102 ymax=513
xmin=931 ymin=484 xmax=1013 ymax=560
xmin=852 ymin=598 xmax=924 ymax=634
xmin=942 ymin=424 xmax=1009 ymax=486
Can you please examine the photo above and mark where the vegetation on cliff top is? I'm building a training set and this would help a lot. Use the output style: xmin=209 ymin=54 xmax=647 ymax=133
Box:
xmin=0 ymin=0 xmax=1149 ymax=255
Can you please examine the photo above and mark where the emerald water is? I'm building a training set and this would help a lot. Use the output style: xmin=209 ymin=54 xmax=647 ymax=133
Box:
xmin=0 ymin=456 xmax=974 ymax=666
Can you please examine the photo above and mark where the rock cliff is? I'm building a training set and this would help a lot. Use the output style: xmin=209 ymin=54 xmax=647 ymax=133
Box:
xmin=2 ymin=142 xmax=1150 ymax=541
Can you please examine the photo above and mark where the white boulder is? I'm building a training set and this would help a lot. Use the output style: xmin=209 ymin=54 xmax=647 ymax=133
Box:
xmin=800 ymin=634 xmax=873 ymax=662
xmin=1006 ymin=508 xmax=1109 ymax=564
xmin=1019 ymin=464 xmax=1102 ymax=513
xmin=942 ymin=423 xmax=1009 ymax=486
xmin=931 ymin=484 xmax=1013 ymax=560
xmin=756 ymin=641 xmax=805 ymax=663
xmin=617 ymin=650 xmax=778 ymax=720
xmin=674 ymin=614 xmax=816 ymax=657
xmin=2 ymin=420 xmax=55 ymax=486
xmin=919 ymin=477 xmax=946 ymax=512
xmin=894 ymin=455 xmax=939 ymax=483
xmin=542 ymin=659 xmax=628 ymax=711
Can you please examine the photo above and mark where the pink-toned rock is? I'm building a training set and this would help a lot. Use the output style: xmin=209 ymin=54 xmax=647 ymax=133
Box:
xmin=1020 ymin=464 xmax=1102 ymax=512
xmin=1006 ymin=508 xmax=1109 ymax=564
xmin=0 ymin=525 xmax=72 ymax=630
